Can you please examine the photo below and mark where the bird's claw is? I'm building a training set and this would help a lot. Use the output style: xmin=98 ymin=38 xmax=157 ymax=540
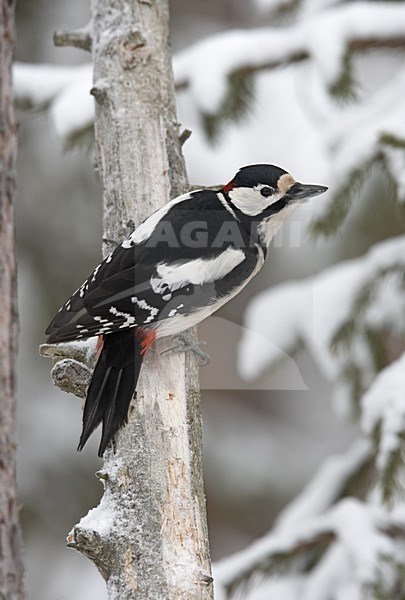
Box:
xmin=161 ymin=333 xmax=210 ymax=367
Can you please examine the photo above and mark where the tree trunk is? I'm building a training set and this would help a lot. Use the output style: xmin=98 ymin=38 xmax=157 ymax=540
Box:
xmin=0 ymin=0 xmax=25 ymax=597
xmin=67 ymin=1 xmax=213 ymax=598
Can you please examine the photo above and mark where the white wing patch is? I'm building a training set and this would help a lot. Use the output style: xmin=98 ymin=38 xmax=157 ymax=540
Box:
xmin=150 ymin=247 xmax=246 ymax=298
xmin=228 ymin=185 xmax=284 ymax=216
xmin=122 ymin=191 xmax=194 ymax=247
xmin=155 ymin=247 xmax=264 ymax=338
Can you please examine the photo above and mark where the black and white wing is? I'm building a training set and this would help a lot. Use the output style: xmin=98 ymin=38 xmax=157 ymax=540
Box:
xmin=45 ymin=189 xmax=260 ymax=343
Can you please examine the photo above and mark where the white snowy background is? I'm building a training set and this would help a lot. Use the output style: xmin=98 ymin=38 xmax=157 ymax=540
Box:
xmin=14 ymin=0 xmax=405 ymax=598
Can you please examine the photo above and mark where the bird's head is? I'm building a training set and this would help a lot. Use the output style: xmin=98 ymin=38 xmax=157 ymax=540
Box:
xmin=221 ymin=164 xmax=328 ymax=247
xmin=222 ymin=164 xmax=328 ymax=217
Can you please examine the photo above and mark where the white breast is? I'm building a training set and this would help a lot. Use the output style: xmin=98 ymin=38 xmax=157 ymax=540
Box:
xmin=258 ymin=204 xmax=298 ymax=248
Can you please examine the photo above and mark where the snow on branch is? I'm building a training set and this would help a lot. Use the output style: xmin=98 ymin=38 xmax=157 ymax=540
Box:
xmin=213 ymin=441 xmax=371 ymax=597
xmin=298 ymin=500 xmax=405 ymax=600
xmin=214 ymin=512 xmax=336 ymax=597
xmin=239 ymin=236 xmax=405 ymax=410
xmin=274 ymin=440 xmax=372 ymax=530
xmin=13 ymin=4 xmax=405 ymax=148
xmin=361 ymin=353 xmax=405 ymax=504
xmin=13 ymin=63 xmax=94 ymax=148
xmin=215 ymin=495 xmax=405 ymax=599
xmin=67 ymin=457 xmax=123 ymax=580
xmin=312 ymin=67 xmax=405 ymax=235
xmin=174 ymin=2 xmax=405 ymax=116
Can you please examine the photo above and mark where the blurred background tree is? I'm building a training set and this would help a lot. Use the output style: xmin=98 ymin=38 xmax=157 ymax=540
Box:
xmin=0 ymin=0 xmax=24 ymax=596
xmin=14 ymin=0 xmax=405 ymax=598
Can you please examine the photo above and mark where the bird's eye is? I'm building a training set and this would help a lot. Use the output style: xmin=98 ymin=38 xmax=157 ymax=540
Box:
xmin=260 ymin=186 xmax=274 ymax=198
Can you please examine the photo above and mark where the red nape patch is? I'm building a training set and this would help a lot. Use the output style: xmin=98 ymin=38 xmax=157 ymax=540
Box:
xmin=135 ymin=328 xmax=157 ymax=355
xmin=222 ymin=180 xmax=234 ymax=193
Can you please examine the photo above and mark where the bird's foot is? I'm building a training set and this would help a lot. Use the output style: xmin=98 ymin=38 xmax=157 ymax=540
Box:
xmin=161 ymin=333 xmax=210 ymax=367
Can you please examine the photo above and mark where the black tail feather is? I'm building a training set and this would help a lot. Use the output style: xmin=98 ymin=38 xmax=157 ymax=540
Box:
xmin=77 ymin=329 xmax=144 ymax=457
xmin=77 ymin=365 xmax=113 ymax=447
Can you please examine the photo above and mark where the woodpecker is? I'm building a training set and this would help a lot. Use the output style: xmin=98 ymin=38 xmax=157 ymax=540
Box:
xmin=46 ymin=164 xmax=327 ymax=456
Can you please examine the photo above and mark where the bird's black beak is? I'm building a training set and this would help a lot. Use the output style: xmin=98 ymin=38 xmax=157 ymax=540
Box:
xmin=288 ymin=182 xmax=328 ymax=200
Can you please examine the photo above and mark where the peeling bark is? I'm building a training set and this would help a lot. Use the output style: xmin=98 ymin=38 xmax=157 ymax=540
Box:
xmin=0 ymin=0 xmax=25 ymax=597
xmin=67 ymin=1 xmax=212 ymax=598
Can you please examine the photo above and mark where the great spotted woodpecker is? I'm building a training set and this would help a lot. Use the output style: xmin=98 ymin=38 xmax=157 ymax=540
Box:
xmin=46 ymin=164 xmax=327 ymax=456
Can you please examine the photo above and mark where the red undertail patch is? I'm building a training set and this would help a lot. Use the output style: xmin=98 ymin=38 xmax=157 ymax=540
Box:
xmin=135 ymin=328 xmax=157 ymax=355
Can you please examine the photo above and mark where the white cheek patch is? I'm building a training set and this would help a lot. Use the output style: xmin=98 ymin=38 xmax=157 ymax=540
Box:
xmin=228 ymin=187 xmax=283 ymax=216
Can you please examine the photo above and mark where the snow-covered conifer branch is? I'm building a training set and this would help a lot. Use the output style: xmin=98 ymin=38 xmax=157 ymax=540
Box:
xmin=174 ymin=3 xmax=405 ymax=117
xmin=310 ymin=160 xmax=372 ymax=237
xmin=213 ymin=441 xmax=371 ymax=597
xmin=312 ymin=67 xmax=405 ymax=235
xmin=12 ymin=2 xmax=405 ymax=240
xmin=361 ymin=353 xmax=405 ymax=504
xmin=13 ymin=4 xmax=405 ymax=150
xmin=215 ymin=519 xmax=336 ymax=597
xmin=274 ymin=441 xmax=372 ymax=529
xmin=215 ymin=494 xmax=405 ymax=599
xmin=235 ymin=228 xmax=405 ymax=597
xmin=13 ymin=63 xmax=91 ymax=110
xmin=13 ymin=63 xmax=94 ymax=148
xmin=239 ymin=236 xmax=405 ymax=409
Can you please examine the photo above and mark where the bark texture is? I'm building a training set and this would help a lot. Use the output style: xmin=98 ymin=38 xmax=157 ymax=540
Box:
xmin=67 ymin=1 xmax=212 ymax=598
xmin=0 ymin=0 xmax=25 ymax=597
